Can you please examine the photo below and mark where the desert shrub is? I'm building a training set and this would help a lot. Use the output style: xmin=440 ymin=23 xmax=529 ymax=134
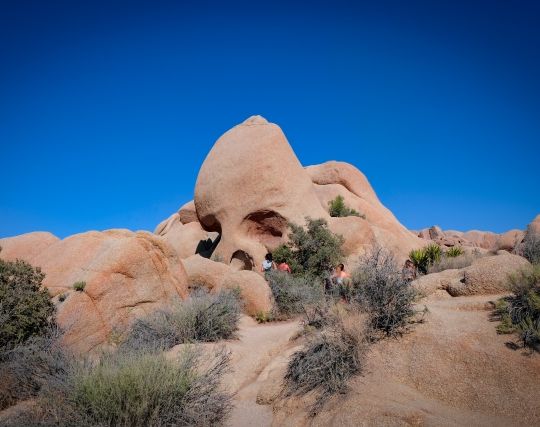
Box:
xmin=0 ymin=259 xmax=55 ymax=349
xmin=352 ymin=248 xmax=419 ymax=337
xmin=73 ymin=281 xmax=86 ymax=292
xmin=272 ymin=217 xmax=344 ymax=278
xmin=284 ymin=313 xmax=368 ymax=415
xmin=266 ymin=270 xmax=324 ymax=318
xmin=446 ymin=246 xmax=464 ymax=258
xmin=494 ymin=264 xmax=540 ymax=351
xmin=328 ymin=195 xmax=364 ymax=218
xmin=521 ymin=226 xmax=540 ymax=264
xmin=123 ymin=289 xmax=241 ymax=351
xmin=7 ymin=346 xmax=232 ymax=427
xmin=0 ymin=327 xmax=68 ymax=411
xmin=428 ymin=250 xmax=484 ymax=274
xmin=409 ymin=244 xmax=443 ymax=275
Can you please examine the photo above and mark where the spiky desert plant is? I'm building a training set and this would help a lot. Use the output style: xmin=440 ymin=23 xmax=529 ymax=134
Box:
xmin=409 ymin=248 xmax=429 ymax=275
xmin=445 ymin=246 xmax=464 ymax=258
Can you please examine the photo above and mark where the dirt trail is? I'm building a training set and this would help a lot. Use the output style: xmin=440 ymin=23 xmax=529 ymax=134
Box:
xmin=222 ymin=316 xmax=301 ymax=427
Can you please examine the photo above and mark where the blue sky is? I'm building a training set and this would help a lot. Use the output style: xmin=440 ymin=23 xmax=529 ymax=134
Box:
xmin=1 ymin=0 xmax=539 ymax=238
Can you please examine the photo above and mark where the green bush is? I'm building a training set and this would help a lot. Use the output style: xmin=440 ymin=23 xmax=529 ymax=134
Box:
xmin=6 ymin=346 xmax=233 ymax=427
xmin=328 ymin=195 xmax=364 ymax=218
xmin=494 ymin=265 xmax=540 ymax=351
xmin=409 ymin=244 xmax=443 ymax=275
xmin=352 ymin=248 xmax=419 ymax=337
xmin=266 ymin=270 xmax=324 ymax=318
xmin=0 ymin=259 xmax=55 ymax=349
xmin=284 ymin=313 xmax=368 ymax=415
xmin=73 ymin=281 xmax=86 ymax=292
xmin=272 ymin=217 xmax=344 ymax=278
xmin=124 ymin=290 xmax=241 ymax=351
xmin=446 ymin=246 xmax=464 ymax=258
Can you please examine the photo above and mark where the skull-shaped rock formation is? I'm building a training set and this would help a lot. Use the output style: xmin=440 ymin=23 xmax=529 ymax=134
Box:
xmin=194 ymin=115 xmax=328 ymax=270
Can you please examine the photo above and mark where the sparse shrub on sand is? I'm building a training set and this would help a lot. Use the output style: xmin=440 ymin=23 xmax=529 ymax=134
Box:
xmin=123 ymin=289 xmax=241 ymax=351
xmin=272 ymin=217 xmax=344 ymax=278
xmin=494 ymin=264 xmax=540 ymax=351
xmin=266 ymin=270 xmax=324 ymax=318
xmin=352 ymin=248 xmax=419 ymax=338
xmin=4 ymin=344 xmax=233 ymax=427
xmin=328 ymin=195 xmax=365 ymax=219
xmin=0 ymin=259 xmax=55 ymax=349
xmin=284 ymin=313 xmax=368 ymax=416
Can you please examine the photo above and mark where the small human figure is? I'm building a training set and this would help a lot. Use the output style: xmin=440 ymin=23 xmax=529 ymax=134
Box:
xmin=277 ymin=260 xmax=292 ymax=274
xmin=402 ymin=259 xmax=416 ymax=282
xmin=332 ymin=263 xmax=350 ymax=285
xmin=261 ymin=253 xmax=277 ymax=273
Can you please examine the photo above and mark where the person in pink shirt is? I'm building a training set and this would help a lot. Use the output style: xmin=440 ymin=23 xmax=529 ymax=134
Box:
xmin=277 ymin=260 xmax=292 ymax=273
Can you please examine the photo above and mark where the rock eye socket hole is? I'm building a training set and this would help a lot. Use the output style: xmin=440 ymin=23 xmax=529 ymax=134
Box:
xmin=242 ymin=210 xmax=287 ymax=247
xmin=230 ymin=250 xmax=254 ymax=271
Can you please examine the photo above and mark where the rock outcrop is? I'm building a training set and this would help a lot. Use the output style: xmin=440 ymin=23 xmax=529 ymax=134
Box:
xmin=413 ymin=251 xmax=530 ymax=297
xmin=417 ymin=225 xmax=525 ymax=252
xmin=183 ymin=255 xmax=273 ymax=316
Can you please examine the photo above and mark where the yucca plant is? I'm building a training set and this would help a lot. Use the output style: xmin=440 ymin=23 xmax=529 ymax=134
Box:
xmin=424 ymin=244 xmax=442 ymax=265
xmin=445 ymin=246 xmax=464 ymax=258
xmin=409 ymin=248 xmax=429 ymax=275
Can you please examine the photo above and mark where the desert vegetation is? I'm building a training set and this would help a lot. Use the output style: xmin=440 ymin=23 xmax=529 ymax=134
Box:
xmin=521 ymin=225 xmax=540 ymax=264
xmin=0 ymin=260 xmax=234 ymax=426
xmin=284 ymin=313 xmax=368 ymax=415
xmin=0 ymin=258 xmax=55 ymax=350
xmin=328 ymin=195 xmax=365 ymax=218
xmin=351 ymin=248 xmax=421 ymax=338
xmin=494 ymin=264 xmax=540 ymax=351
xmin=123 ymin=289 xmax=241 ymax=351
xmin=280 ymin=238 xmax=422 ymax=414
xmin=410 ymin=244 xmax=484 ymax=275
xmin=272 ymin=217 xmax=344 ymax=279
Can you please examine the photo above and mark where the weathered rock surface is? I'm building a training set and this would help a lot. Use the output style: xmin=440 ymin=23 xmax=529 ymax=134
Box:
xmin=413 ymin=252 xmax=530 ymax=297
xmin=418 ymin=225 xmax=526 ymax=253
xmin=447 ymin=251 xmax=530 ymax=296
xmin=0 ymin=231 xmax=59 ymax=263
xmin=183 ymin=254 xmax=273 ymax=316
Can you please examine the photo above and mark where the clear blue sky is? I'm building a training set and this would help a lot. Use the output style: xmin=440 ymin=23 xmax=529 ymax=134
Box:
xmin=1 ymin=0 xmax=539 ymax=238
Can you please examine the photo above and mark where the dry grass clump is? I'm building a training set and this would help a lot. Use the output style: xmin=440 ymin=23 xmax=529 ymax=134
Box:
xmin=0 ymin=327 xmax=67 ymax=412
xmin=3 ymin=343 xmax=233 ymax=427
xmin=266 ymin=270 xmax=324 ymax=318
xmin=352 ymin=248 xmax=419 ymax=337
xmin=428 ymin=249 xmax=484 ymax=274
xmin=494 ymin=264 xmax=540 ymax=351
xmin=284 ymin=313 xmax=369 ymax=416
xmin=123 ymin=289 xmax=241 ymax=351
